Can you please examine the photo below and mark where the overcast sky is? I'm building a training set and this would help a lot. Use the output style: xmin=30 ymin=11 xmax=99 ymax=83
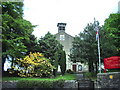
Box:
xmin=23 ymin=0 xmax=119 ymax=39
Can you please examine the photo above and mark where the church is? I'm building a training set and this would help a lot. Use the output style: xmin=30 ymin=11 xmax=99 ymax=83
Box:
xmin=55 ymin=23 xmax=88 ymax=72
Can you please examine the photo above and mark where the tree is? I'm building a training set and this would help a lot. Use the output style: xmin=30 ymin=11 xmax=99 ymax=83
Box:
xmin=70 ymin=18 xmax=119 ymax=73
xmin=2 ymin=2 xmax=36 ymax=71
xmin=103 ymin=13 xmax=120 ymax=55
xmin=59 ymin=51 xmax=66 ymax=75
xmin=38 ymin=32 xmax=66 ymax=76
xmin=69 ymin=22 xmax=100 ymax=73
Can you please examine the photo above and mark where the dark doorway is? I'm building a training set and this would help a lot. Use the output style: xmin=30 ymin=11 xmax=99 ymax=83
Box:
xmin=73 ymin=64 xmax=76 ymax=72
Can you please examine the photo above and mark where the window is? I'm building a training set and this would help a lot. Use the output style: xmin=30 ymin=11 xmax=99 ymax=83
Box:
xmin=60 ymin=35 xmax=65 ymax=40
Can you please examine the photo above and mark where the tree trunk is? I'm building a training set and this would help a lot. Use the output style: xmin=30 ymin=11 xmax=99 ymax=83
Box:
xmin=11 ymin=57 xmax=15 ymax=68
xmin=88 ymin=61 xmax=94 ymax=72
xmin=95 ymin=61 xmax=98 ymax=74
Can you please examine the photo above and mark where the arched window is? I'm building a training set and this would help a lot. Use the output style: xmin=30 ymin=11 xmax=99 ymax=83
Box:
xmin=78 ymin=65 xmax=82 ymax=71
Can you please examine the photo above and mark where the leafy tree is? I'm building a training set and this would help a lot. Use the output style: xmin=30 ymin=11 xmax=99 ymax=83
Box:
xmin=2 ymin=2 xmax=36 ymax=71
xmin=103 ymin=13 xmax=120 ymax=55
xmin=10 ymin=52 xmax=55 ymax=77
xmin=23 ymin=34 xmax=38 ymax=54
xmin=70 ymin=18 xmax=119 ymax=73
xmin=38 ymin=32 xmax=66 ymax=76
xmin=69 ymin=22 xmax=100 ymax=73
xmin=99 ymin=27 xmax=118 ymax=59
xmin=59 ymin=51 xmax=66 ymax=75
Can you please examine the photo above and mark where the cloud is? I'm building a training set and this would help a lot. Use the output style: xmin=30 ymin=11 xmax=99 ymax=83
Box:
xmin=23 ymin=0 xmax=119 ymax=39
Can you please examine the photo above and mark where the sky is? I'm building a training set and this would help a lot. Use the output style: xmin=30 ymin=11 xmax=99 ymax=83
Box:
xmin=23 ymin=0 xmax=119 ymax=39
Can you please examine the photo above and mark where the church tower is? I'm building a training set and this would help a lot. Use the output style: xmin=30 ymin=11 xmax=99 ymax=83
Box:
xmin=57 ymin=23 xmax=66 ymax=33
xmin=55 ymin=23 xmax=88 ymax=72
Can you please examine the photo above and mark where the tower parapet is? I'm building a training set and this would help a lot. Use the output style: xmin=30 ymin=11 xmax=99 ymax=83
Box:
xmin=57 ymin=23 xmax=66 ymax=33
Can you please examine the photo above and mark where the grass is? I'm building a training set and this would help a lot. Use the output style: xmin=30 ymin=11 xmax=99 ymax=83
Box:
xmin=2 ymin=73 xmax=76 ymax=81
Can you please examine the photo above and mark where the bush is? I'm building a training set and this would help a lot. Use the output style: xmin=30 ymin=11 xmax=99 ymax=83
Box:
xmin=66 ymin=69 xmax=74 ymax=74
xmin=11 ymin=52 xmax=55 ymax=77
xmin=106 ymin=69 xmax=120 ymax=72
xmin=53 ymin=79 xmax=65 ymax=88
xmin=84 ymin=72 xmax=96 ymax=78
xmin=17 ymin=79 xmax=65 ymax=88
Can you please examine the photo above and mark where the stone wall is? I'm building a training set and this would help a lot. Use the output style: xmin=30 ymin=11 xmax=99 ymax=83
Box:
xmin=2 ymin=80 xmax=94 ymax=89
xmin=97 ymin=72 xmax=120 ymax=89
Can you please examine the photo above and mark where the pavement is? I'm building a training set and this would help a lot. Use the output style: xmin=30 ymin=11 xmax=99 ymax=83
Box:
xmin=75 ymin=73 xmax=84 ymax=80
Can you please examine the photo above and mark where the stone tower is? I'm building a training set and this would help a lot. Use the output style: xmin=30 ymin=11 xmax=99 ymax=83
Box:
xmin=55 ymin=23 xmax=73 ymax=71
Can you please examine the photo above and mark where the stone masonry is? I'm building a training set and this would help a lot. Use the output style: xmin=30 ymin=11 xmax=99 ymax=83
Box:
xmin=97 ymin=72 xmax=120 ymax=89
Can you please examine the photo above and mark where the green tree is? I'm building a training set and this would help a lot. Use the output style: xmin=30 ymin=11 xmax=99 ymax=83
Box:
xmin=69 ymin=22 xmax=100 ymax=73
xmin=59 ymin=50 xmax=66 ymax=75
xmin=70 ymin=18 xmax=119 ymax=73
xmin=103 ymin=13 xmax=120 ymax=55
xmin=38 ymin=32 xmax=66 ymax=76
xmin=2 ymin=2 xmax=36 ymax=71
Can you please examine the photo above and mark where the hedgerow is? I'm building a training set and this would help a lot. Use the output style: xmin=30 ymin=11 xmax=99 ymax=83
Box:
xmin=17 ymin=79 xmax=65 ymax=88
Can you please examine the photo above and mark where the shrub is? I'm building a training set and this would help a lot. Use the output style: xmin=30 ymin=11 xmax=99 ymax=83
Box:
xmin=11 ymin=52 xmax=55 ymax=77
xmin=66 ymin=69 xmax=74 ymax=74
xmin=53 ymin=79 xmax=65 ymax=88
xmin=17 ymin=79 xmax=65 ymax=88
xmin=84 ymin=72 xmax=96 ymax=78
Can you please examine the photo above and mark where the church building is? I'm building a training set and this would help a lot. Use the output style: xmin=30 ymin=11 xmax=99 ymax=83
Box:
xmin=55 ymin=23 xmax=88 ymax=72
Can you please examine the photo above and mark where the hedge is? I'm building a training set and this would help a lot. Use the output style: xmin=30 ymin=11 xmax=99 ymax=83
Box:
xmin=17 ymin=79 xmax=65 ymax=88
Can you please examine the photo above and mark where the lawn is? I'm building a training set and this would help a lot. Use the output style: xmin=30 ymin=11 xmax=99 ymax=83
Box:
xmin=2 ymin=73 xmax=76 ymax=81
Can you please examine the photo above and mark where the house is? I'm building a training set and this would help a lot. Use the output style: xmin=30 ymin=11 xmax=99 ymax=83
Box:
xmin=55 ymin=23 xmax=88 ymax=72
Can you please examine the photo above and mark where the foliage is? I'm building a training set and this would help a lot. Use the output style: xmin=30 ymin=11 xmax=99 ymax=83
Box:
xmin=69 ymin=22 xmax=99 ymax=73
xmin=17 ymin=80 xmax=53 ymax=88
xmin=38 ymin=32 xmax=62 ymax=62
xmin=17 ymin=79 xmax=65 ymax=88
xmin=103 ymin=13 xmax=120 ymax=55
xmin=106 ymin=68 xmax=120 ymax=73
xmin=38 ymin=32 xmax=66 ymax=76
xmin=10 ymin=52 xmax=55 ymax=77
xmin=84 ymin=72 xmax=96 ymax=78
xmin=59 ymin=51 xmax=66 ymax=75
xmin=66 ymin=69 xmax=74 ymax=74
xmin=69 ymin=17 xmax=119 ymax=73
xmin=2 ymin=2 xmax=37 ymax=71
xmin=83 ymin=72 xmax=97 ymax=80
xmin=53 ymin=79 xmax=65 ymax=88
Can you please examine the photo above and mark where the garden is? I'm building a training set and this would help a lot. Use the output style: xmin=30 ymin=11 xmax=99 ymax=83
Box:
xmin=2 ymin=52 xmax=76 ymax=88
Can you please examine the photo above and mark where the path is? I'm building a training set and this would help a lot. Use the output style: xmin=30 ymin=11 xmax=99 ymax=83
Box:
xmin=75 ymin=73 xmax=84 ymax=80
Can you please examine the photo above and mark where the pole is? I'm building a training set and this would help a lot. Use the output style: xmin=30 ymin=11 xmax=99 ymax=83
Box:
xmin=97 ymin=33 xmax=101 ymax=73
xmin=94 ymin=18 xmax=101 ymax=73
